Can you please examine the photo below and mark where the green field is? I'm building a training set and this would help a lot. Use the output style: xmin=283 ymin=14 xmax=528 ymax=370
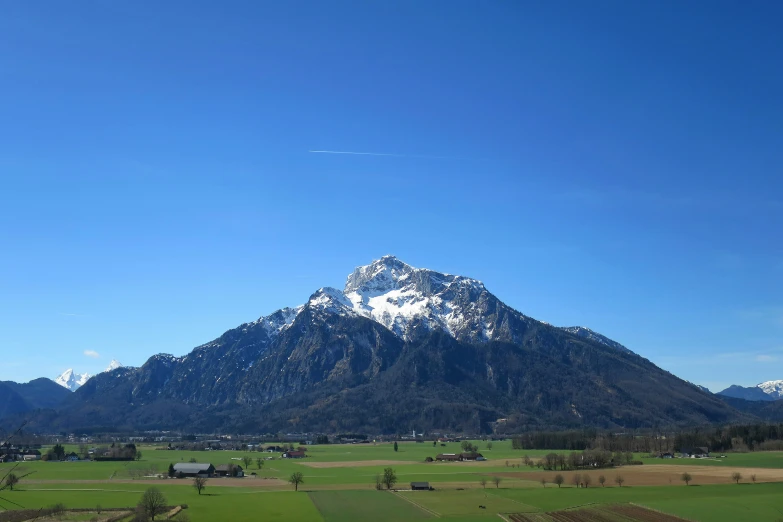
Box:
xmin=2 ymin=441 xmax=783 ymax=521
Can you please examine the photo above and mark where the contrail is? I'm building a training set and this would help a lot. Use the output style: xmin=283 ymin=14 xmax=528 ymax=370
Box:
xmin=309 ymin=150 xmax=458 ymax=160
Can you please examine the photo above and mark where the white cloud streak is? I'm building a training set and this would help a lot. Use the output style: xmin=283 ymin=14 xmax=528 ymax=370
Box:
xmin=309 ymin=150 xmax=459 ymax=160
xmin=84 ymin=350 xmax=100 ymax=358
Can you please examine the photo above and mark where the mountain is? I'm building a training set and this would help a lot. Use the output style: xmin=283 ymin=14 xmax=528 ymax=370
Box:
xmin=559 ymin=327 xmax=634 ymax=355
xmin=717 ymin=396 xmax=783 ymax=422
xmin=0 ymin=378 xmax=71 ymax=419
xmin=19 ymin=256 xmax=745 ymax=434
xmin=55 ymin=369 xmax=91 ymax=391
xmin=104 ymin=360 xmax=123 ymax=372
xmin=757 ymin=380 xmax=783 ymax=399
xmin=54 ymin=360 xmax=124 ymax=392
xmin=718 ymin=382 xmax=782 ymax=402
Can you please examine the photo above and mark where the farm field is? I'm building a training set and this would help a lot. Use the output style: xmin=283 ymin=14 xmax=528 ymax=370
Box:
xmin=2 ymin=442 xmax=783 ymax=520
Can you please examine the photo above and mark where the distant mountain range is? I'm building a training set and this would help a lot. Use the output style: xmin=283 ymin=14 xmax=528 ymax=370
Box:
xmin=12 ymin=256 xmax=746 ymax=435
xmin=54 ymin=360 xmax=123 ymax=391
xmin=718 ymin=381 xmax=783 ymax=402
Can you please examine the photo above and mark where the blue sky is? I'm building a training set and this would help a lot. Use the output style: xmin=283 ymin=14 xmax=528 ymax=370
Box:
xmin=1 ymin=1 xmax=781 ymax=391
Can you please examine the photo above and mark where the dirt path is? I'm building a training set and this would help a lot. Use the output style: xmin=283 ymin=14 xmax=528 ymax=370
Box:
xmin=496 ymin=464 xmax=783 ymax=486
xmin=23 ymin=477 xmax=289 ymax=487
xmin=301 ymin=459 xmax=411 ymax=468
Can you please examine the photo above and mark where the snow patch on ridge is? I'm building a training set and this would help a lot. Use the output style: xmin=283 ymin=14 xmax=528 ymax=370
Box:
xmin=758 ymin=380 xmax=783 ymax=399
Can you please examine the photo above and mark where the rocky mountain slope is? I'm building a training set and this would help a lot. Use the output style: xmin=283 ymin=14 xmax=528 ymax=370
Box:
xmin=20 ymin=256 xmax=745 ymax=434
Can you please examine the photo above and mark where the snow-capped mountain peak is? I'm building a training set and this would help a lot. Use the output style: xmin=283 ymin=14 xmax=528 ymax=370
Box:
xmin=104 ymin=359 xmax=123 ymax=372
xmin=757 ymin=380 xmax=783 ymax=399
xmin=306 ymin=287 xmax=356 ymax=316
xmin=55 ymin=369 xmax=91 ymax=391
xmin=340 ymin=256 xmax=506 ymax=341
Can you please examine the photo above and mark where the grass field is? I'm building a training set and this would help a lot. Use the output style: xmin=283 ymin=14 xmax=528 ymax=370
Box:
xmin=1 ymin=441 xmax=782 ymax=521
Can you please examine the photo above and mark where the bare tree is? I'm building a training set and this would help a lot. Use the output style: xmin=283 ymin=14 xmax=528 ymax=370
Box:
xmin=681 ymin=472 xmax=692 ymax=486
xmin=193 ymin=477 xmax=207 ymax=495
xmin=751 ymin=474 xmax=757 ymax=484
xmin=554 ymin=474 xmax=564 ymax=488
xmin=571 ymin=473 xmax=581 ymax=488
xmin=289 ymin=472 xmax=304 ymax=491
xmin=138 ymin=487 xmax=167 ymax=521
xmin=540 ymin=477 xmax=547 ymax=488
xmin=732 ymin=472 xmax=742 ymax=484
xmin=599 ymin=475 xmax=606 ymax=487
xmin=615 ymin=475 xmax=625 ymax=487
xmin=374 ymin=474 xmax=383 ymax=490
xmin=4 ymin=474 xmax=19 ymax=491
xmin=479 ymin=478 xmax=487 ymax=489
xmin=582 ymin=474 xmax=592 ymax=488
xmin=493 ymin=476 xmax=502 ymax=489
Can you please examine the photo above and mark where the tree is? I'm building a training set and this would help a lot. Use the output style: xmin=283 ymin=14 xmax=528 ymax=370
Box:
xmin=242 ymin=456 xmax=252 ymax=469
xmin=382 ymin=467 xmax=397 ymax=490
xmin=487 ymin=441 xmax=493 ymax=451
xmin=540 ymin=477 xmax=547 ymax=488
xmin=138 ymin=487 xmax=167 ymax=521
xmin=681 ymin=472 xmax=692 ymax=486
xmin=374 ymin=474 xmax=383 ymax=490
xmin=479 ymin=478 xmax=487 ymax=489
xmin=615 ymin=475 xmax=625 ymax=487
xmin=135 ymin=451 xmax=143 ymax=461
xmin=51 ymin=443 xmax=66 ymax=461
xmin=393 ymin=442 xmax=398 ymax=452
xmin=732 ymin=472 xmax=742 ymax=484
xmin=193 ymin=477 xmax=207 ymax=495
xmin=554 ymin=474 xmax=564 ymax=488
xmin=493 ymin=476 xmax=502 ymax=489
xmin=256 ymin=457 xmax=264 ymax=470
xmin=571 ymin=473 xmax=581 ymax=488
xmin=461 ymin=440 xmax=476 ymax=452
xmin=168 ymin=464 xmax=175 ymax=478
xmin=433 ymin=441 xmax=437 ymax=447
xmin=599 ymin=475 xmax=606 ymax=487
xmin=582 ymin=474 xmax=592 ymax=488
xmin=289 ymin=472 xmax=304 ymax=491
xmin=751 ymin=474 xmax=757 ymax=484
xmin=5 ymin=473 xmax=19 ymax=491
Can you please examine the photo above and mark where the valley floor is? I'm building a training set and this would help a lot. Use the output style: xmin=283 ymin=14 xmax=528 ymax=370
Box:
xmin=2 ymin=441 xmax=783 ymax=521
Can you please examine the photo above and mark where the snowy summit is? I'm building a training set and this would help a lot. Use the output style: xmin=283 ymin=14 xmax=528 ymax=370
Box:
xmin=55 ymin=359 xmax=124 ymax=391
xmin=54 ymin=369 xmax=91 ymax=392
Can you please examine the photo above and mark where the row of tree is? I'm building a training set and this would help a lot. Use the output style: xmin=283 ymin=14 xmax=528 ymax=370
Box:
xmin=511 ymin=423 xmax=783 ymax=453
xmin=516 ymin=450 xmax=635 ymax=471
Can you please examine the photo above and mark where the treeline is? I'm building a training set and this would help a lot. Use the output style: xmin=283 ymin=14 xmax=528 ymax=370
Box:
xmin=509 ymin=449 xmax=638 ymax=471
xmin=511 ymin=423 xmax=783 ymax=453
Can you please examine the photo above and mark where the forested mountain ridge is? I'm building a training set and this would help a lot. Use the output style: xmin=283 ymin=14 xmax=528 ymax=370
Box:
xmin=0 ymin=378 xmax=71 ymax=419
xmin=14 ymin=256 xmax=746 ymax=434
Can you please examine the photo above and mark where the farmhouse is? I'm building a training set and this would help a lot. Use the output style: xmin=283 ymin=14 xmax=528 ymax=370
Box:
xmin=460 ymin=451 xmax=484 ymax=461
xmin=436 ymin=453 xmax=460 ymax=462
xmin=410 ymin=482 xmax=431 ymax=490
xmin=215 ymin=464 xmax=244 ymax=477
xmin=680 ymin=447 xmax=710 ymax=458
xmin=282 ymin=450 xmax=306 ymax=459
xmin=173 ymin=463 xmax=215 ymax=477
xmin=23 ymin=450 xmax=42 ymax=461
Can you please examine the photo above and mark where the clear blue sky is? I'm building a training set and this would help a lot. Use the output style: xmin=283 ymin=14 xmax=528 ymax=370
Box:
xmin=1 ymin=1 xmax=781 ymax=391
